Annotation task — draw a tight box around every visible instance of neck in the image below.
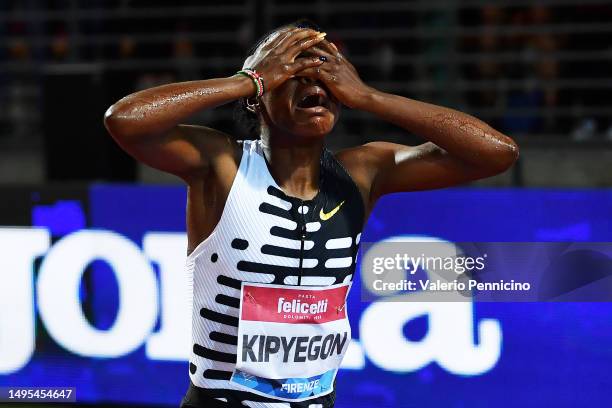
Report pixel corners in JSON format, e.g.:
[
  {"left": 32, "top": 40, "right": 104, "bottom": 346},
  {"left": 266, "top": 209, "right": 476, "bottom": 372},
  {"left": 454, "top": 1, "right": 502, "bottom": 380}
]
[{"left": 260, "top": 126, "right": 324, "bottom": 200}]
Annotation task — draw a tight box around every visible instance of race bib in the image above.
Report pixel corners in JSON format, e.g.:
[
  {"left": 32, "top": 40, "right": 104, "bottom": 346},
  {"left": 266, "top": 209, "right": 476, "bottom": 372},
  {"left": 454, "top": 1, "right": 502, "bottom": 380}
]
[{"left": 230, "top": 282, "right": 352, "bottom": 402}]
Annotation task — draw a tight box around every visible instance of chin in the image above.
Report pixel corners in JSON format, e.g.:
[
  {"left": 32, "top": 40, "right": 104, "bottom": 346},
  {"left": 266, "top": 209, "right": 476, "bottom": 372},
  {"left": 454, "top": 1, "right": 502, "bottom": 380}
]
[
  {"left": 299, "top": 117, "right": 336, "bottom": 139},
  {"left": 295, "top": 110, "right": 338, "bottom": 138}
]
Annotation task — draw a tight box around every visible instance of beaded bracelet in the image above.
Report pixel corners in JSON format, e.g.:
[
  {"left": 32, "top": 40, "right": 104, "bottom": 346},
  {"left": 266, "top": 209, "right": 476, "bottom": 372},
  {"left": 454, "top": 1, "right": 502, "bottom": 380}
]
[{"left": 237, "top": 68, "right": 265, "bottom": 98}]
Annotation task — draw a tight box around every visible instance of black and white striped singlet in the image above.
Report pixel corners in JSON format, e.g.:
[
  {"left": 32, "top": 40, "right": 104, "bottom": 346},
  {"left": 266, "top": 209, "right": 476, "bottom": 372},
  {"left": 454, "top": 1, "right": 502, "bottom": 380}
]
[{"left": 183, "top": 139, "right": 364, "bottom": 407}]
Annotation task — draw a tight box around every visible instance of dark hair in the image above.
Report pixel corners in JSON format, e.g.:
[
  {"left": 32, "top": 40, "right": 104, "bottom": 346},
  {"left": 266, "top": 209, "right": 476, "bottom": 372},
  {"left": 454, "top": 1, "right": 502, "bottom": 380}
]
[{"left": 233, "top": 18, "right": 323, "bottom": 139}]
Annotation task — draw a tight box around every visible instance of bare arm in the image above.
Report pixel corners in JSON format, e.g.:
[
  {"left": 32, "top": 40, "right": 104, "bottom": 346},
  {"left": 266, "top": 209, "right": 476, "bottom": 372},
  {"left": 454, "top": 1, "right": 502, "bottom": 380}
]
[
  {"left": 103, "top": 76, "right": 253, "bottom": 181},
  {"left": 103, "top": 27, "right": 327, "bottom": 182},
  {"left": 358, "top": 92, "right": 519, "bottom": 200},
  {"left": 301, "top": 43, "right": 519, "bottom": 209}
]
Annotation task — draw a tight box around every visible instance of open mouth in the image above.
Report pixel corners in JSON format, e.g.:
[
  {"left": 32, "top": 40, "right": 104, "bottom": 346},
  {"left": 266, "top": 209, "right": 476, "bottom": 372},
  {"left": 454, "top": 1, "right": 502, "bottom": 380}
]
[{"left": 296, "top": 86, "right": 330, "bottom": 111}]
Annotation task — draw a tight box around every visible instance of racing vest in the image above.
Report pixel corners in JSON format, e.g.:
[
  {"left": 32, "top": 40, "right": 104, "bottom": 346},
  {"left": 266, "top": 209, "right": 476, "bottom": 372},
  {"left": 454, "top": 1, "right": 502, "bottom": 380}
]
[{"left": 186, "top": 139, "right": 364, "bottom": 406}]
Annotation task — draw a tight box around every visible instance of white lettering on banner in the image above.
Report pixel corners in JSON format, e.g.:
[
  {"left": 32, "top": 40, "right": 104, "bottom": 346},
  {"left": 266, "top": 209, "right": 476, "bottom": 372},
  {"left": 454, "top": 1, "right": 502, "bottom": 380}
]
[
  {"left": 143, "top": 232, "right": 191, "bottom": 361},
  {"left": 0, "top": 228, "right": 502, "bottom": 376},
  {"left": 360, "top": 302, "right": 501, "bottom": 375},
  {"left": 0, "top": 228, "right": 49, "bottom": 374},
  {"left": 37, "top": 230, "right": 158, "bottom": 357}
]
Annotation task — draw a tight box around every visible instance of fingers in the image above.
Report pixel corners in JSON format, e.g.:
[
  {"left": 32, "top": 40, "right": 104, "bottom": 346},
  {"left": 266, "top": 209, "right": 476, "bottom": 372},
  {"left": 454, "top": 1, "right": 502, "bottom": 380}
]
[
  {"left": 262, "top": 27, "right": 299, "bottom": 51},
  {"left": 318, "top": 39, "right": 339, "bottom": 56},
  {"left": 276, "top": 28, "right": 322, "bottom": 54},
  {"left": 286, "top": 32, "right": 327, "bottom": 61},
  {"left": 295, "top": 62, "right": 341, "bottom": 86},
  {"left": 293, "top": 66, "right": 328, "bottom": 81},
  {"left": 307, "top": 45, "right": 337, "bottom": 62},
  {"left": 291, "top": 56, "right": 326, "bottom": 73}
]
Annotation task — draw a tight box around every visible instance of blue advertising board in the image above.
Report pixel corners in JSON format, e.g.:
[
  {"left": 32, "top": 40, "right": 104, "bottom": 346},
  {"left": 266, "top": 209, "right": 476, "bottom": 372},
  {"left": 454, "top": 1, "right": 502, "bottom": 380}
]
[{"left": 1, "top": 186, "right": 611, "bottom": 407}]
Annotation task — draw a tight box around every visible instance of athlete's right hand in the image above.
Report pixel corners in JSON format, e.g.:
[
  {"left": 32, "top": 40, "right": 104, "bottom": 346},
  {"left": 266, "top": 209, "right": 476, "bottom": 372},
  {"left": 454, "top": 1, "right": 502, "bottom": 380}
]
[{"left": 244, "top": 28, "right": 328, "bottom": 95}]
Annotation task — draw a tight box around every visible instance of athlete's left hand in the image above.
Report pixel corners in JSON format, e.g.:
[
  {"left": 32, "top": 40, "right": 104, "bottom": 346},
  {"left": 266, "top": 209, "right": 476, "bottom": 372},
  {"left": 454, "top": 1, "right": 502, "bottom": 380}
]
[{"left": 294, "top": 41, "right": 374, "bottom": 110}]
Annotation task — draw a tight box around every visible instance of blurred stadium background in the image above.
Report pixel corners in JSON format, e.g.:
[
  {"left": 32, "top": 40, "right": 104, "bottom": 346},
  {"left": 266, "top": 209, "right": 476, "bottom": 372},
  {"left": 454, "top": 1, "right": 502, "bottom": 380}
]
[
  {"left": 1, "top": 1, "right": 612, "bottom": 407},
  {"left": 1, "top": 0, "right": 612, "bottom": 186}
]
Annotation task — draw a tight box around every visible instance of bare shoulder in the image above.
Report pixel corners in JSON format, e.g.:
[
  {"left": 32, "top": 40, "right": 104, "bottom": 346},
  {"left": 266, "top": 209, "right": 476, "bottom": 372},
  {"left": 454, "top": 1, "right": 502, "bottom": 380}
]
[
  {"left": 184, "top": 127, "right": 243, "bottom": 250},
  {"left": 334, "top": 141, "right": 428, "bottom": 211},
  {"left": 178, "top": 124, "right": 241, "bottom": 165},
  {"left": 176, "top": 125, "right": 241, "bottom": 183},
  {"left": 334, "top": 141, "right": 408, "bottom": 180},
  {"left": 333, "top": 142, "right": 390, "bottom": 212}
]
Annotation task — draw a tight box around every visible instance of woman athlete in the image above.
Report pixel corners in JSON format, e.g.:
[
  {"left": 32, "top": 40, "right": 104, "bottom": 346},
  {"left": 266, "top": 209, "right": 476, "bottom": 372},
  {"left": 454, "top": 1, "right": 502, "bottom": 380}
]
[{"left": 104, "top": 20, "right": 518, "bottom": 408}]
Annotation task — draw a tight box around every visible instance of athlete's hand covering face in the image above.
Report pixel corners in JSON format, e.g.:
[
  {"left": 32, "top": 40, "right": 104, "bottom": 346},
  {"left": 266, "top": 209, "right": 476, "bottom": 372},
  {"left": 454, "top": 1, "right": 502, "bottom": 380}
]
[
  {"left": 245, "top": 28, "right": 328, "bottom": 94},
  {"left": 295, "top": 42, "right": 373, "bottom": 110},
  {"left": 243, "top": 27, "right": 344, "bottom": 140}
]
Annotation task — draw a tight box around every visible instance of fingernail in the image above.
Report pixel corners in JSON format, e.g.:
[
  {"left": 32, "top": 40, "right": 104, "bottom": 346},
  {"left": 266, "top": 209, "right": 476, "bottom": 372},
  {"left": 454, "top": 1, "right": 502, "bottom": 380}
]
[{"left": 317, "top": 32, "right": 327, "bottom": 38}]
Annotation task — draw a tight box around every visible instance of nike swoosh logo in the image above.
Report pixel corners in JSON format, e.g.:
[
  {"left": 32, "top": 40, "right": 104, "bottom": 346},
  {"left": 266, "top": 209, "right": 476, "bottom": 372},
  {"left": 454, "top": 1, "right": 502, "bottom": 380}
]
[{"left": 319, "top": 201, "right": 345, "bottom": 221}]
